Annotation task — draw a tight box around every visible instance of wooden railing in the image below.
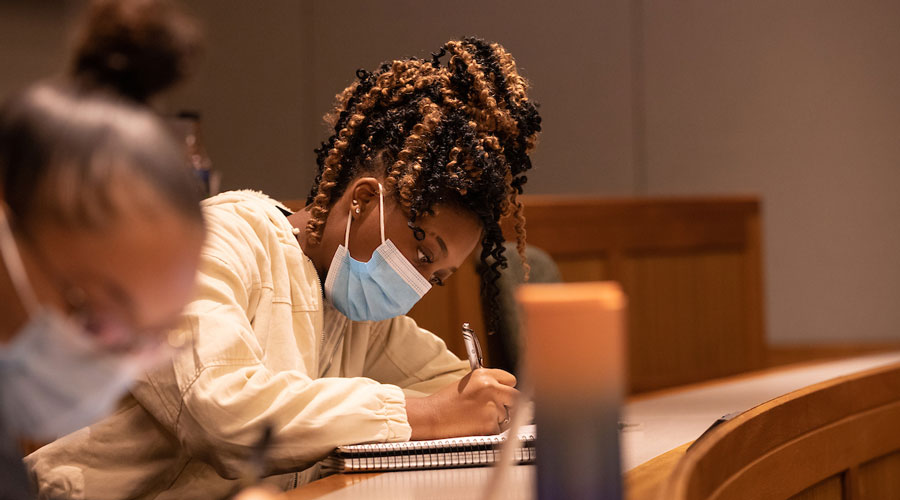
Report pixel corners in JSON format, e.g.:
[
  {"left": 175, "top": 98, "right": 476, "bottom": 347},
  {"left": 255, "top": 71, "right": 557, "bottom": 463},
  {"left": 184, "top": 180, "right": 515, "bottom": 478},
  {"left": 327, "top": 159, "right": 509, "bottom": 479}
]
[
  {"left": 657, "top": 362, "right": 900, "bottom": 499},
  {"left": 493, "top": 195, "right": 765, "bottom": 393}
]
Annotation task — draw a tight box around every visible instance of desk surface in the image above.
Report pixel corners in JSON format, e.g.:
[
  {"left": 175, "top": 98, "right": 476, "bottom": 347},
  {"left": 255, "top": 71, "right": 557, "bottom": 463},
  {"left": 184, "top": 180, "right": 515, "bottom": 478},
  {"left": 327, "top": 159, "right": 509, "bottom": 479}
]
[{"left": 285, "top": 352, "right": 900, "bottom": 500}]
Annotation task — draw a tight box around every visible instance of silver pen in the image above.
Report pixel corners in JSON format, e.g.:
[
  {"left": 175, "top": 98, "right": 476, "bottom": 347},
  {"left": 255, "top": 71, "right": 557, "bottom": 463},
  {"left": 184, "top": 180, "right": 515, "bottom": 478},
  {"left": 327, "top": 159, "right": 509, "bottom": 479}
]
[{"left": 461, "top": 322, "right": 483, "bottom": 371}]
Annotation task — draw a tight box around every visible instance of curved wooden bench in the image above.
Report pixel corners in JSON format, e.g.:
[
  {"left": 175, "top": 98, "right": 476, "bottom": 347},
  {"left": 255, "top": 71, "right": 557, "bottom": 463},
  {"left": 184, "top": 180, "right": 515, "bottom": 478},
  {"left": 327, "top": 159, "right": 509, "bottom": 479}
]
[{"left": 657, "top": 362, "right": 900, "bottom": 499}]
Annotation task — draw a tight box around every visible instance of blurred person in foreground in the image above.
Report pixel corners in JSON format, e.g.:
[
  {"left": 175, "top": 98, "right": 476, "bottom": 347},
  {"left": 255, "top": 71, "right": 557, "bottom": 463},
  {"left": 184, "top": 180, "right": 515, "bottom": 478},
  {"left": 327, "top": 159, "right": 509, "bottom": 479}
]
[{"left": 0, "top": 0, "right": 206, "bottom": 497}]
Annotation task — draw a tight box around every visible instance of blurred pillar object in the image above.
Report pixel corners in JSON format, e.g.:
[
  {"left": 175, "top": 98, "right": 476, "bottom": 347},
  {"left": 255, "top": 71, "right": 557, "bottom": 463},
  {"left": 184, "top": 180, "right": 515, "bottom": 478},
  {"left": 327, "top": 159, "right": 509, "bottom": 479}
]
[{"left": 518, "top": 281, "right": 627, "bottom": 500}]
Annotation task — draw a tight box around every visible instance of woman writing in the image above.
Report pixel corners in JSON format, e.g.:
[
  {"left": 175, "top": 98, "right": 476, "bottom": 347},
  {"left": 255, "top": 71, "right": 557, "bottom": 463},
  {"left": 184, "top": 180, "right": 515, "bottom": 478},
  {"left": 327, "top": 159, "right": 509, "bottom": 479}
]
[{"left": 28, "top": 38, "right": 541, "bottom": 498}]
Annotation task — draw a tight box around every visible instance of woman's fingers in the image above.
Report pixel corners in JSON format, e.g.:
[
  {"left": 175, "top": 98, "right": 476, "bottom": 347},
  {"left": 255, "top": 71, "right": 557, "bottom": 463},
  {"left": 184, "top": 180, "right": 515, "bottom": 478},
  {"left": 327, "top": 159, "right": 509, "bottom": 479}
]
[
  {"left": 416, "top": 369, "right": 524, "bottom": 438},
  {"left": 486, "top": 384, "right": 519, "bottom": 432},
  {"left": 482, "top": 368, "right": 517, "bottom": 387},
  {"left": 494, "top": 383, "right": 519, "bottom": 410}
]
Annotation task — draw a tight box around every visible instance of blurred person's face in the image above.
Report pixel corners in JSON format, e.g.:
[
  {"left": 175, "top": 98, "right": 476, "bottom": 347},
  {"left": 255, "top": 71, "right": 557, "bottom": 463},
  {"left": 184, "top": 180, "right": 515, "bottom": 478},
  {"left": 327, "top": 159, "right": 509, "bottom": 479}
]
[
  {"left": 0, "top": 182, "right": 203, "bottom": 439},
  {"left": 14, "top": 204, "right": 204, "bottom": 355}
]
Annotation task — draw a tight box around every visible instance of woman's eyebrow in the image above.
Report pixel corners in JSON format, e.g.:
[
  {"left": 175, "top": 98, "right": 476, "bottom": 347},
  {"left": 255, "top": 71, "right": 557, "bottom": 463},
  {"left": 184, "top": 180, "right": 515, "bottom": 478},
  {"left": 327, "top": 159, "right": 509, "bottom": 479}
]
[{"left": 433, "top": 234, "right": 448, "bottom": 258}]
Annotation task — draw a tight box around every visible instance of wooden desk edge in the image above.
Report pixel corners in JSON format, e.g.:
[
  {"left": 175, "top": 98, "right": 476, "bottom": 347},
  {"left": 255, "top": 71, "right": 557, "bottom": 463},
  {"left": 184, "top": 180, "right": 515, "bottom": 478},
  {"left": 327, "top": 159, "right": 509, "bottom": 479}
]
[
  {"left": 280, "top": 472, "right": 381, "bottom": 500},
  {"left": 282, "top": 443, "right": 692, "bottom": 500},
  {"left": 624, "top": 442, "right": 692, "bottom": 500},
  {"left": 282, "top": 354, "right": 900, "bottom": 499},
  {"left": 626, "top": 350, "right": 900, "bottom": 403}
]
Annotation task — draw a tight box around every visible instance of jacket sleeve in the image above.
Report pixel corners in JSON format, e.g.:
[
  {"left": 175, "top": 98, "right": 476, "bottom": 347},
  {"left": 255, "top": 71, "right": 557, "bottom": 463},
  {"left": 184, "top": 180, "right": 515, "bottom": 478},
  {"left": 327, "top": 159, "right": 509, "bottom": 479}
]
[
  {"left": 133, "top": 251, "right": 412, "bottom": 480},
  {"left": 362, "top": 315, "right": 471, "bottom": 398}
]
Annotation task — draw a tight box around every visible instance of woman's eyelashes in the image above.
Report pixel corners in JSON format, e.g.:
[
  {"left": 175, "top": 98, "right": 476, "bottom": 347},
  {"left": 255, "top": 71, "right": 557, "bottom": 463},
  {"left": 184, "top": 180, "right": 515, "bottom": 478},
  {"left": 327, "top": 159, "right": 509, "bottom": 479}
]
[
  {"left": 415, "top": 247, "right": 445, "bottom": 286},
  {"left": 416, "top": 247, "right": 434, "bottom": 265}
]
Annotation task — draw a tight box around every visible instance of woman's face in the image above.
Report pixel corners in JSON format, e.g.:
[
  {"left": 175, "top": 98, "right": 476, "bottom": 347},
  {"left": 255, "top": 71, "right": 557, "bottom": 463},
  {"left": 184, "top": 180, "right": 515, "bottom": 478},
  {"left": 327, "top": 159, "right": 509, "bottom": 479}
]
[
  {"left": 13, "top": 200, "right": 204, "bottom": 353},
  {"left": 321, "top": 178, "right": 482, "bottom": 289}
]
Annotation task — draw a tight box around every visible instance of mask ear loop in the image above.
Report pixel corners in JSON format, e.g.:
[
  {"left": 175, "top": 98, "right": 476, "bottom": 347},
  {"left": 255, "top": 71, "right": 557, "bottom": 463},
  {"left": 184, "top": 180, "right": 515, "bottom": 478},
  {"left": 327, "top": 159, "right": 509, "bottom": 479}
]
[
  {"left": 378, "top": 183, "right": 385, "bottom": 244},
  {"left": 0, "top": 205, "right": 40, "bottom": 314},
  {"left": 343, "top": 207, "right": 353, "bottom": 248},
  {"left": 344, "top": 182, "right": 386, "bottom": 249}
]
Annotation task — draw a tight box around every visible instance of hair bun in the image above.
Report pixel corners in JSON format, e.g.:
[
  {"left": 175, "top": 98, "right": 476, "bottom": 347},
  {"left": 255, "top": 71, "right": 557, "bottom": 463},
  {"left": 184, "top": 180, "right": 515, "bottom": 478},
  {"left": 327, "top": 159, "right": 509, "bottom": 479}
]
[{"left": 70, "top": 0, "right": 201, "bottom": 103}]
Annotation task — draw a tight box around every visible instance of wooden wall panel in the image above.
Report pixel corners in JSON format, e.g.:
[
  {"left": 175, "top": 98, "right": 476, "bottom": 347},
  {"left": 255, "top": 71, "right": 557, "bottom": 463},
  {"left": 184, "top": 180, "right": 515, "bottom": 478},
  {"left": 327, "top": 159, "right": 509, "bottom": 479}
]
[
  {"left": 858, "top": 451, "right": 900, "bottom": 499},
  {"left": 787, "top": 475, "right": 843, "bottom": 500},
  {"left": 622, "top": 250, "right": 749, "bottom": 391},
  {"left": 555, "top": 256, "right": 611, "bottom": 283},
  {"left": 503, "top": 196, "right": 765, "bottom": 393}
]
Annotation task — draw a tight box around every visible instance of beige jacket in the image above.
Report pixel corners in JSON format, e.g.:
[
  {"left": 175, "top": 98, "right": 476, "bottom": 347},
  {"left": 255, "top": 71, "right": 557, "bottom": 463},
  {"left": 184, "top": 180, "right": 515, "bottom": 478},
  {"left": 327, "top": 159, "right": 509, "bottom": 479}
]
[{"left": 26, "top": 191, "right": 469, "bottom": 499}]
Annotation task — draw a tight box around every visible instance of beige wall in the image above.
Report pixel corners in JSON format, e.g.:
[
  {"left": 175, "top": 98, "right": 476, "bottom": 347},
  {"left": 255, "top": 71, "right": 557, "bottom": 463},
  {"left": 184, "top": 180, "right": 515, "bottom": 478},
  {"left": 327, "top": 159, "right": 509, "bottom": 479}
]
[
  {"left": 304, "top": 0, "right": 636, "bottom": 197},
  {"left": 164, "top": 0, "right": 315, "bottom": 199},
  {"left": 169, "top": 0, "right": 636, "bottom": 201},
  {"left": 3, "top": 1, "right": 900, "bottom": 345},
  {"left": 0, "top": 2, "right": 72, "bottom": 98},
  {"left": 639, "top": 1, "right": 900, "bottom": 343}
]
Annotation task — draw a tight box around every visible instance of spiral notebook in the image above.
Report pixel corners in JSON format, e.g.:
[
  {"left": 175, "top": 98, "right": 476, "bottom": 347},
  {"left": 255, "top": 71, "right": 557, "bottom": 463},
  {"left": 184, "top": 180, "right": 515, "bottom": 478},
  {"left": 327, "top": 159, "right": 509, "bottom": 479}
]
[{"left": 322, "top": 425, "right": 537, "bottom": 473}]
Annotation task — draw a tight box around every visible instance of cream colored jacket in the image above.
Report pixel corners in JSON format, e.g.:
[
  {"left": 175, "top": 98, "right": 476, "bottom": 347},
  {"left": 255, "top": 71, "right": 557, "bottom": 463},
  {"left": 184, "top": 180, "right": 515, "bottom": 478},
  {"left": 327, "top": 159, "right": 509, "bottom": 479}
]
[{"left": 26, "top": 191, "right": 469, "bottom": 499}]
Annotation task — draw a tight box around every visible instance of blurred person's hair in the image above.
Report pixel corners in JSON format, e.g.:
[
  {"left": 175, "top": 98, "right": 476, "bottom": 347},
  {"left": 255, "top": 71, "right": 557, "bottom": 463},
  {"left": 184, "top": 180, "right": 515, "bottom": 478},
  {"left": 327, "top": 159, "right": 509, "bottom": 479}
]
[
  {"left": 0, "top": 0, "right": 204, "bottom": 232},
  {"left": 304, "top": 38, "right": 542, "bottom": 332}
]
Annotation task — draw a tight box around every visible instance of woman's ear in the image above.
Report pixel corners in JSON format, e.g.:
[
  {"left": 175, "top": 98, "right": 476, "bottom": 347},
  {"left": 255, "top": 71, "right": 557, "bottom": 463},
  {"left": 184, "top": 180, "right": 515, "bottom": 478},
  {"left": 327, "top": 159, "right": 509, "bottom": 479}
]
[{"left": 348, "top": 177, "right": 380, "bottom": 220}]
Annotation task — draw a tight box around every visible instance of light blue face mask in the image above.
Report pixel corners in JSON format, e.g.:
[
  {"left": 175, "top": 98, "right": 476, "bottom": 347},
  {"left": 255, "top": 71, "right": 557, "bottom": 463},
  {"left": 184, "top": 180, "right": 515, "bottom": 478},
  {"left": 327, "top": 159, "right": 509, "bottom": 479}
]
[{"left": 324, "top": 184, "right": 432, "bottom": 322}]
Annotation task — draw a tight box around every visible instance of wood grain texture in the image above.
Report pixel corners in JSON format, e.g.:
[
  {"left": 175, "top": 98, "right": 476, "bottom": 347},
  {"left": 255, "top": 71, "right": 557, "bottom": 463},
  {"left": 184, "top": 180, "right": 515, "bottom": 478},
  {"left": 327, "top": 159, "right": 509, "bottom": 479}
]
[
  {"left": 622, "top": 250, "right": 751, "bottom": 390},
  {"left": 502, "top": 196, "right": 765, "bottom": 392},
  {"left": 625, "top": 442, "right": 692, "bottom": 500},
  {"left": 658, "top": 362, "right": 900, "bottom": 500},
  {"left": 279, "top": 473, "right": 381, "bottom": 500},
  {"left": 787, "top": 475, "right": 844, "bottom": 500},
  {"left": 857, "top": 451, "right": 900, "bottom": 499},
  {"left": 767, "top": 343, "right": 900, "bottom": 368}
]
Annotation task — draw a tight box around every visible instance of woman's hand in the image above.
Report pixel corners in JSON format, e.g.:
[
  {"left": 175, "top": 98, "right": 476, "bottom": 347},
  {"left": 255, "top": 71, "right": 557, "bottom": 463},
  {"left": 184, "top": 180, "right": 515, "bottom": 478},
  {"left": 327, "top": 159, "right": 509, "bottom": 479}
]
[{"left": 406, "top": 368, "right": 518, "bottom": 440}]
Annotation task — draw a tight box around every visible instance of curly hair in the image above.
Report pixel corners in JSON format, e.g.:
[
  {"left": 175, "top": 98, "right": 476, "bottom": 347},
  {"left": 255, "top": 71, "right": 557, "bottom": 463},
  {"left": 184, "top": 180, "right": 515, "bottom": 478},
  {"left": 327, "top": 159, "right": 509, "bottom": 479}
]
[{"left": 305, "top": 37, "right": 541, "bottom": 333}]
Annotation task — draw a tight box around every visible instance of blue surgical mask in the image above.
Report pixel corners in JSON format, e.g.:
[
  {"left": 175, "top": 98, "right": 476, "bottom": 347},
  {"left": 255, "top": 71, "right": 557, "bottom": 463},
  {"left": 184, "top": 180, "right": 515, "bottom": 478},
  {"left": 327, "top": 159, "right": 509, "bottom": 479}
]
[
  {"left": 0, "top": 207, "right": 144, "bottom": 440},
  {"left": 324, "top": 183, "right": 432, "bottom": 322}
]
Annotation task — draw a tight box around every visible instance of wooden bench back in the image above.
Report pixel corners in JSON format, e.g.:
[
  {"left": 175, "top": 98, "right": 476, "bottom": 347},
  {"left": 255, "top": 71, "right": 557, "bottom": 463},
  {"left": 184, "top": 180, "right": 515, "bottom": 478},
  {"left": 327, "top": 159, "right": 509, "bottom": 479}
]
[
  {"left": 500, "top": 196, "right": 765, "bottom": 392},
  {"left": 659, "top": 362, "right": 900, "bottom": 499}
]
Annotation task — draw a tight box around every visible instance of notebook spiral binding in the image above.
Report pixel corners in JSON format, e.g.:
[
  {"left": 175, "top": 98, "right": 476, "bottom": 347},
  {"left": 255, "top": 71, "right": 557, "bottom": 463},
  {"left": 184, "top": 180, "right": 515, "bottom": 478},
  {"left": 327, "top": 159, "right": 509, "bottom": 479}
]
[{"left": 323, "top": 428, "right": 537, "bottom": 473}]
